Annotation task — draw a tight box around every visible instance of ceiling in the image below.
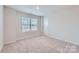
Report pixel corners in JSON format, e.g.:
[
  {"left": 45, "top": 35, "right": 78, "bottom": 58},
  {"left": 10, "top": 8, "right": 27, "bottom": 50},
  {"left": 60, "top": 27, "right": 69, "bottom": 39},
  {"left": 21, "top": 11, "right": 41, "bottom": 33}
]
[{"left": 6, "top": 5, "right": 72, "bottom": 16}]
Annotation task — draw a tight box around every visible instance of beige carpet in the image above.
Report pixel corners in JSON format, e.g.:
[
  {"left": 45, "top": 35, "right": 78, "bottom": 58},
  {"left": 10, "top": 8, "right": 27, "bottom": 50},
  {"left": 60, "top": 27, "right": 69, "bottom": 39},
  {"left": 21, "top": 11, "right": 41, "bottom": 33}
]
[{"left": 2, "top": 36, "right": 79, "bottom": 53}]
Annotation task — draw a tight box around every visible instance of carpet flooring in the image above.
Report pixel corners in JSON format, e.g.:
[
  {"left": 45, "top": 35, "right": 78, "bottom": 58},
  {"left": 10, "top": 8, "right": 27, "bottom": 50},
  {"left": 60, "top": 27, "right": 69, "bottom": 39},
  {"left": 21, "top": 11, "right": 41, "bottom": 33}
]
[{"left": 2, "top": 36, "right": 79, "bottom": 53}]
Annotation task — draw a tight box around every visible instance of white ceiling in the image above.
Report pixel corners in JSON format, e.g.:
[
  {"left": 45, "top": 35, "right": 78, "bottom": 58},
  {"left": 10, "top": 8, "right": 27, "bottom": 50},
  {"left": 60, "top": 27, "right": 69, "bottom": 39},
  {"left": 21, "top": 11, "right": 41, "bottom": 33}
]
[{"left": 6, "top": 5, "right": 72, "bottom": 16}]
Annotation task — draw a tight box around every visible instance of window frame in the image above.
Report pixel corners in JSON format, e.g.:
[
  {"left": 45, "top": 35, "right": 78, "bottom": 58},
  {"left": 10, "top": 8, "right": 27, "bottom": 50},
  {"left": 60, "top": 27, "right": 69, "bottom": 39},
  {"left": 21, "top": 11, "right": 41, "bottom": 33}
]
[{"left": 21, "top": 16, "right": 38, "bottom": 32}]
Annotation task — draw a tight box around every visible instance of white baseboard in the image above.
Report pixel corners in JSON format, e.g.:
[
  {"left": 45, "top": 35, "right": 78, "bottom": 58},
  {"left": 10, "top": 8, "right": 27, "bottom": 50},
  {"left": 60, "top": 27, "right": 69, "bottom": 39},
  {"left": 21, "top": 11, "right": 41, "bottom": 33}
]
[
  {"left": 44, "top": 32, "right": 79, "bottom": 46},
  {"left": 4, "top": 35, "right": 41, "bottom": 45},
  {"left": 0, "top": 44, "right": 3, "bottom": 52},
  {"left": 4, "top": 33, "right": 79, "bottom": 46},
  {"left": 4, "top": 40, "right": 16, "bottom": 45}
]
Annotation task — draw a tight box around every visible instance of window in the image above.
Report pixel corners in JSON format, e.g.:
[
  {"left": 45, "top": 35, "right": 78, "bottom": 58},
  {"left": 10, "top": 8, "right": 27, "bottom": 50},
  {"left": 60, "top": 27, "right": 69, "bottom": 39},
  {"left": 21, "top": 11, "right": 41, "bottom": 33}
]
[
  {"left": 21, "top": 16, "right": 37, "bottom": 32},
  {"left": 31, "top": 19, "right": 37, "bottom": 30}
]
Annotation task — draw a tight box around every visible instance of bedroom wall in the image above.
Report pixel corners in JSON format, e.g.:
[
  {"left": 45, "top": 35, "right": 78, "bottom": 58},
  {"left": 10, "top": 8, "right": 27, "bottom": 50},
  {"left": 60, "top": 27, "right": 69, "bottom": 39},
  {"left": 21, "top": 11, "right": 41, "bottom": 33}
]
[
  {"left": 16, "top": 11, "right": 42, "bottom": 41},
  {"left": 0, "top": 5, "right": 4, "bottom": 51},
  {"left": 46, "top": 6, "right": 79, "bottom": 45},
  {"left": 4, "top": 6, "right": 42, "bottom": 44},
  {"left": 4, "top": 6, "right": 17, "bottom": 44},
  {"left": 44, "top": 16, "right": 48, "bottom": 34}
]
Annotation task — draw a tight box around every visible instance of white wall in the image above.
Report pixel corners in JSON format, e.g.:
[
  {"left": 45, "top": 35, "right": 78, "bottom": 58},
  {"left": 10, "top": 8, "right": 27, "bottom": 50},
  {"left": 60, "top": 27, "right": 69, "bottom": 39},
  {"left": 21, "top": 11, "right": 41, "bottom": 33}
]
[
  {"left": 46, "top": 6, "right": 79, "bottom": 45},
  {"left": 16, "top": 11, "right": 42, "bottom": 41},
  {"left": 0, "top": 5, "right": 3, "bottom": 51},
  {"left": 4, "top": 6, "right": 17, "bottom": 44},
  {"left": 44, "top": 16, "right": 48, "bottom": 34},
  {"left": 4, "top": 6, "right": 42, "bottom": 44}
]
